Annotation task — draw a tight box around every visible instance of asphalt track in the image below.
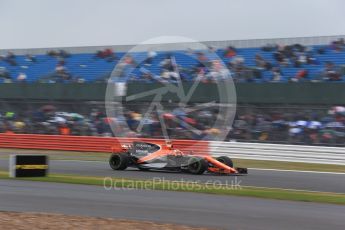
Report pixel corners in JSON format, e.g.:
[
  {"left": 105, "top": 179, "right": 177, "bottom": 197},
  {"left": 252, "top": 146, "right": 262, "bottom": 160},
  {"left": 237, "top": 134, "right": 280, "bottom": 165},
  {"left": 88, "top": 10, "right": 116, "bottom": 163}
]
[
  {"left": 1, "top": 179, "right": 344, "bottom": 230},
  {"left": 1, "top": 159, "right": 344, "bottom": 193}
]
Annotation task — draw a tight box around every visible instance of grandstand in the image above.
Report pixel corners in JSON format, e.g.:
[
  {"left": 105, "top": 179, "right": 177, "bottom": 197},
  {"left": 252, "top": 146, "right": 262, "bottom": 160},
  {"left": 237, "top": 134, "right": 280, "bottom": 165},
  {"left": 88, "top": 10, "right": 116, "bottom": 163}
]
[
  {"left": 1, "top": 35, "right": 345, "bottom": 83},
  {"left": 1, "top": 36, "right": 345, "bottom": 146}
]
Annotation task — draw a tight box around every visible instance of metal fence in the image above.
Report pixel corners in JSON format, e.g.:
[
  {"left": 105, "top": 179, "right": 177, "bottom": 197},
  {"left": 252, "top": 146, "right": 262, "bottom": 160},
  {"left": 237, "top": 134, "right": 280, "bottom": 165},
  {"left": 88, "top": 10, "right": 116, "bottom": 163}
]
[{"left": 210, "top": 141, "right": 345, "bottom": 165}]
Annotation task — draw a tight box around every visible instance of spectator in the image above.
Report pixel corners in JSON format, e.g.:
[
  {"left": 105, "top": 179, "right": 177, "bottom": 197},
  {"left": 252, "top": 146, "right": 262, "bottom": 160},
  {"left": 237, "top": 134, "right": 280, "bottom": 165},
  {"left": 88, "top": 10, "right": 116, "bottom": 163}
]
[
  {"left": 47, "top": 50, "right": 58, "bottom": 57},
  {"left": 196, "top": 52, "right": 209, "bottom": 67},
  {"left": 330, "top": 38, "right": 345, "bottom": 52},
  {"left": 208, "top": 60, "right": 230, "bottom": 81},
  {"left": 261, "top": 43, "right": 277, "bottom": 52},
  {"left": 224, "top": 46, "right": 236, "bottom": 58},
  {"left": 255, "top": 54, "right": 266, "bottom": 69},
  {"left": 144, "top": 51, "right": 157, "bottom": 66},
  {"left": 0, "top": 67, "right": 11, "bottom": 79},
  {"left": 160, "top": 54, "right": 175, "bottom": 72},
  {"left": 5, "top": 52, "right": 17, "bottom": 66},
  {"left": 273, "top": 50, "right": 285, "bottom": 64},
  {"left": 25, "top": 54, "right": 37, "bottom": 63},
  {"left": 95, "top": 48, "right": 116, "bottom": 62},
  {"left": 53, "top": 64, "right": 72, "bottom": 82},
  {"left": 58, "top": 49, "right": 70, "bottom": 58},
  {"left": 59, "top": 124, "right": 71, "bottom": 135},
  {"left": 291, "top": 69, "right": 308, "bottom": 82},
  {"left": 298, "top": 53, "right": 307, "bottom": 64},
  {"left": 306, "top": 53, "right": 318, "bottom": 65},
  {"left": 160, "top": 70, "right": 179, "bottom": 82},
  {"left": 317, "top": 47, "right": 326, "bottom": 55},
  {"left": 2, "top": 73, "right": 12, "bottom": 83},
  {"left": 17, "top": 73, "right": 27, "bottom": 82},
  {"left": 271, "top": 67, "right": 282, "bottom": 82},
  {"left": 323, "top": 62, "right": 341, "bottom": 81},
  {"left": 6, "top": 51, "right": 15, "bottom": 59},
  {"left": 195, "top": 68, "right": 208, "bottom": 83}
]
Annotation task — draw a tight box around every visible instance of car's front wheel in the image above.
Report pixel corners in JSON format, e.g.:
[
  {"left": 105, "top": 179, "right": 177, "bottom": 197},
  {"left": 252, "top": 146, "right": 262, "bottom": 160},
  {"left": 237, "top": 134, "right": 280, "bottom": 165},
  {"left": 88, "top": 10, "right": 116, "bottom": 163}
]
[
  {"left": 216, "top": 156, "right": 233, "bottom": 168},
  {"left": 109, "top": 153, "right": 129, "bottom": 170},
  {"left": 187, "top": 157, "right": 208, "bottom": 175}
]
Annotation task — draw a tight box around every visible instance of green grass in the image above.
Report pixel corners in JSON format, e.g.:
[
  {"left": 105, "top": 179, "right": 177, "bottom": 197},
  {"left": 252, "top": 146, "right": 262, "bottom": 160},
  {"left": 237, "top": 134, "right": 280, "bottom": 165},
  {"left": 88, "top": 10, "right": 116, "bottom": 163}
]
[{"left": 1, "top": 171, "right": 344, "bottom": 205}]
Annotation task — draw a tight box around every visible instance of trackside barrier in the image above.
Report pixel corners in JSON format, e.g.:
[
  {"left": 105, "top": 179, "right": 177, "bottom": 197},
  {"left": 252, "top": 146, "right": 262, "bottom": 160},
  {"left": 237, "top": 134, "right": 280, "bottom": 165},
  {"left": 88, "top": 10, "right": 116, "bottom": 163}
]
[
  {"left": 0, "top": 134, "right": 344, "bottom": 165},
  {"left": 210, "top": 141, "right": 345, "bottom": 165},
  {"left": 0, "top": 134, "right": 209, "bottom": 155}
]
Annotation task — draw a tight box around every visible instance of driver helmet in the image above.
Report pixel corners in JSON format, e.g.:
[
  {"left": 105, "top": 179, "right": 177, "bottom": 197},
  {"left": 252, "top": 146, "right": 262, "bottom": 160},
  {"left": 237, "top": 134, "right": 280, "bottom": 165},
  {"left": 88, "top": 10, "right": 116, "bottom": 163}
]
[{"left": 166, "top": 140, "right": 173, "bottom": 149}]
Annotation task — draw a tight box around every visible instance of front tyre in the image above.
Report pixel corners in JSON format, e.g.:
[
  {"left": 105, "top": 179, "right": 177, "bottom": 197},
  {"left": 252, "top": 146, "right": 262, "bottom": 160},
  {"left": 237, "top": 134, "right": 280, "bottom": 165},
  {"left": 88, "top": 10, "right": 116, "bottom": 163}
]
[
  {"left": 187, "top": 157, "right": 208, "bottom": 175},
  {"left": 109, "top": 153, "right": 129, "bottom": 170},
  {"left": 216, "top": 156, "right": 233, "bottom": 168}
]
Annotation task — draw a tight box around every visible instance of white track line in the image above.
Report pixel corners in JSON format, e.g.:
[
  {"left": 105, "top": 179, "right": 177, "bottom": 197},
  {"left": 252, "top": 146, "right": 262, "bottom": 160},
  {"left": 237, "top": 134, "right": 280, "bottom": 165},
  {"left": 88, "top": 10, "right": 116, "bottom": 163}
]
[{"left": 250, "top": 168, "right": 345, "bottom": 175}]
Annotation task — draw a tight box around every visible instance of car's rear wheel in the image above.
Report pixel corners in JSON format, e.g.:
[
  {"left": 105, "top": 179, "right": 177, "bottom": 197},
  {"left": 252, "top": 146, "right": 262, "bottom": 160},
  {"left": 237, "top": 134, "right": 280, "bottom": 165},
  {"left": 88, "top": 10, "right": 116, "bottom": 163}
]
[
  {"left": 187, "top": 157, "right": 208, "bottom": 174},
  {"left": 216, "top": 156, "right": 233, "bottom": 168},
  {"left": 109, "top": 153, "right": 129, "bottom": 170}
]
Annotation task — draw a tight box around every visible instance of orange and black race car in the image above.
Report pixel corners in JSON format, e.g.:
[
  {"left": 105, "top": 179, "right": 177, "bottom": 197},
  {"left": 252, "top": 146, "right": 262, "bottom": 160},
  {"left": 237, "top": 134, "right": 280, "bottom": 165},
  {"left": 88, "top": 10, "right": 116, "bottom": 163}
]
[{"left": 109, "top": 141, "right": 247, "bottom": 175}]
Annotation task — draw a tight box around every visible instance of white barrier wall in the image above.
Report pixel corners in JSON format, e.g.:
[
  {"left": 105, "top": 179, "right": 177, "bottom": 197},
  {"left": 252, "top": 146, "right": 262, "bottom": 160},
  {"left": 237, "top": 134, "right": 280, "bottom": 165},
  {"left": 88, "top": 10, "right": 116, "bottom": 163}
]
[{"left": 210, "top": 141, "right": 345, "bottom": 165}]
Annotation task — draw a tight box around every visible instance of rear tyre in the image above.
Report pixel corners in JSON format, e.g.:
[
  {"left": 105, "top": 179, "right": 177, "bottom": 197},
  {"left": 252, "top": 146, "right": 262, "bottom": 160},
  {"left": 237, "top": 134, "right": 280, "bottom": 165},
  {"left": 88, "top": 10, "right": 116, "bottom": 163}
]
[
  {"left": 109, "top": 153, "right": 129, "bottom": 170},
  {"left": 216, "top": 156, "right": 233, "bottom": 167},
  {"left": 187, "top": 157, "right": 208, "bottom": 174}
]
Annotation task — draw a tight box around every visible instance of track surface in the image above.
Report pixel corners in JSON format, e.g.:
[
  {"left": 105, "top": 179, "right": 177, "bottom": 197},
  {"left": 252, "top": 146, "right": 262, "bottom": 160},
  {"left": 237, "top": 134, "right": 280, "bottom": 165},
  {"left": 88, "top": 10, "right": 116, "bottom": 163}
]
[
  {"left": 1, "top": 159, "right": 344, "bottom": 193},
  {"left": 1, "top": 180, "right": 344, "bottom": 230}
]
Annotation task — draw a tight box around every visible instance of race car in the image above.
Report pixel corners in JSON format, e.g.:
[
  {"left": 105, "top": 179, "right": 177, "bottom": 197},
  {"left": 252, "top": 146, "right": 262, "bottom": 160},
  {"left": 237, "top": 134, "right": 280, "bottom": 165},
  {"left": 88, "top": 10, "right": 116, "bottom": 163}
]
[{"left": 109, "top": 141, "right": 247, "bottom": 175}]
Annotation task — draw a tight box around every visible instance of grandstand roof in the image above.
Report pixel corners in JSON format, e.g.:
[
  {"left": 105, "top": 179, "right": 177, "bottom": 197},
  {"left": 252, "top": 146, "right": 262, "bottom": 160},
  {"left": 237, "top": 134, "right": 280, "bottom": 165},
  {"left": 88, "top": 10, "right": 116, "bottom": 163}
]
[{"left": 1, "top": 35, "right": 344, "bottom": 55}]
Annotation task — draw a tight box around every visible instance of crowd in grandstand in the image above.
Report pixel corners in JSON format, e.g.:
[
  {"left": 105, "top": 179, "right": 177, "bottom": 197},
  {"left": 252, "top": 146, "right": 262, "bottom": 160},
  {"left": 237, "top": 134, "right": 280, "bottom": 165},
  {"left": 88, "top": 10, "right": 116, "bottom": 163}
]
[
  {"left": 1, "top": 105, "right": 344, "bottom": 146},
  {"left": 1, "top": 38, "right": 345, "bottom": 146},
  {"left": 1, "top": 38, "right": 345, "bottom": 83},
  {"left": 231, "top": 106, "right": 345, "bottom": 145}
]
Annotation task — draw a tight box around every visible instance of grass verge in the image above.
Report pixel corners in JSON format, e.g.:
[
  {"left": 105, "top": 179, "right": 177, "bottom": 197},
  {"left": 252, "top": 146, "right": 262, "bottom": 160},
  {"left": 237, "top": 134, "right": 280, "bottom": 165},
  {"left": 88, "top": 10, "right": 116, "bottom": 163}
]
[{"left": 0, "top": 171, "right": 344, "bottom": 205}]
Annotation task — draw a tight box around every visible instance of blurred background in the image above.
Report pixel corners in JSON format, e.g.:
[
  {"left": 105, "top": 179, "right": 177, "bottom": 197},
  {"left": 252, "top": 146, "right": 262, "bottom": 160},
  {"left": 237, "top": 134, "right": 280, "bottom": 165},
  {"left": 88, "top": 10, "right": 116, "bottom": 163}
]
[{"left": 1, "top": 0, "right": 345, "bottom": 146}]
